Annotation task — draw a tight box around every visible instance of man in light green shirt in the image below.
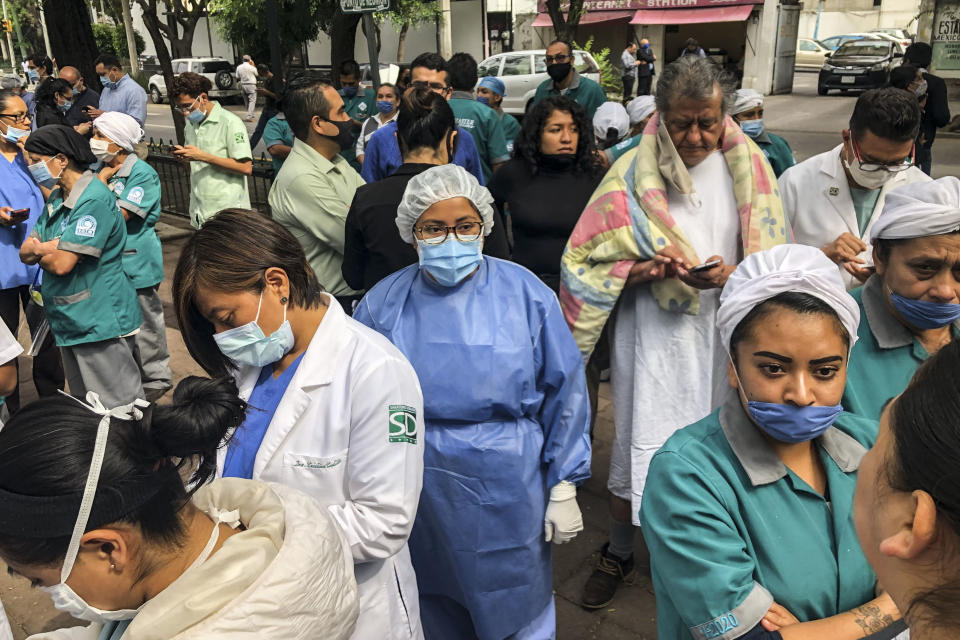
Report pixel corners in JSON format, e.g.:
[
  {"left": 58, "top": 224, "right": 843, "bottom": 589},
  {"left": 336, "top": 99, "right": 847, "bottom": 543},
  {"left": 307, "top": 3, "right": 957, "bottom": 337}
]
[
  {"left": 268, "top": 76, "right": 365, "bottom": 311},
  {"left": 171, "top": 72, "right": 252, "bottom": 229}
]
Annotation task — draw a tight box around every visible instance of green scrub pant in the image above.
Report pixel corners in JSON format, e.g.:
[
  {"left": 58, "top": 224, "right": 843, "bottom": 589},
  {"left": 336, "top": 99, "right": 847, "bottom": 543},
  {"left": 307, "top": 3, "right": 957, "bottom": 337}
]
[
  {"left": 62, "top": 335, "right": 144, "bottom": 408},
  {"left": 136, "top": 286, "right": 173, "bottom": 401}
]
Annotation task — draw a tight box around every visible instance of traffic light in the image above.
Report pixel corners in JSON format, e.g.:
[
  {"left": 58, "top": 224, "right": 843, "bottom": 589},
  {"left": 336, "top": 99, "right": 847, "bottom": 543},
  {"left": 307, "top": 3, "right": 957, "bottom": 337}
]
[{"left": 0, "top": 20, "right": 11, "bottom": 33}]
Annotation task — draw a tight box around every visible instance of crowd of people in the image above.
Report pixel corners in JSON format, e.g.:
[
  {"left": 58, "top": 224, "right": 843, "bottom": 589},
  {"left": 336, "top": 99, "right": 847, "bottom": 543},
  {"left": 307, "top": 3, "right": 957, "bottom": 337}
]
[{"left": 0, "top": 36, "right": 957, "bottom": 640}]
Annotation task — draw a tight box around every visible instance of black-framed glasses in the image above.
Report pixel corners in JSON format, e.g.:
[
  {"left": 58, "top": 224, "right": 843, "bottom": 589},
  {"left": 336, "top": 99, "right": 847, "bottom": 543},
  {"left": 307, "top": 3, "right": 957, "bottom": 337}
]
[
  {"left": 544, "top": 54, "right": 571, "bottom": 64},
  {"left": 0, "top": 112, "right": 29, "bottom": 124},
  {"left": 410, "top": 80, "right": 449, "bottom": 92},
  {"left": 851, "top": 137, "right": 915, "bottom": 173},
  {"left": 414, "top": 221, "right": 484, "bottom": 245}
]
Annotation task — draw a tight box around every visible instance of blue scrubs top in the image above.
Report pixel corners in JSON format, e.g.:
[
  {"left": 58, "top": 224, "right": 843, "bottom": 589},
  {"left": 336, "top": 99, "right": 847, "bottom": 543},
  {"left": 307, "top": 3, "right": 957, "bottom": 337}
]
[
  {"left": 359, "top": 121, "right": 486, "bottom": 185},
  {"left": 223, "top": 353, "right": 305, "bottom": 479},
  {"left": 0, "top": 150, "right": 44, "bottom": 289}
]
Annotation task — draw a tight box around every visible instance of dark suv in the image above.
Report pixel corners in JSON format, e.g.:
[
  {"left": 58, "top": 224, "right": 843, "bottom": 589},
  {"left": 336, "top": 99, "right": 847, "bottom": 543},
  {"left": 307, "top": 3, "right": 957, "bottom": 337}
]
[{"left": 818, "top": 39, "right": 902, "bottom": 95}]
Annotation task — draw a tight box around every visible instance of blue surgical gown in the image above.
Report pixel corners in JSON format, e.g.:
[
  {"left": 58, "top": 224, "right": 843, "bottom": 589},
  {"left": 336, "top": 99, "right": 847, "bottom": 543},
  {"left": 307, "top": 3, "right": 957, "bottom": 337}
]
[
  {"left": 354, "top": 257, "right": 591, "bottom": 640},
  {"left": 0, "top": 151, "right": 44, "bottom": 290}
]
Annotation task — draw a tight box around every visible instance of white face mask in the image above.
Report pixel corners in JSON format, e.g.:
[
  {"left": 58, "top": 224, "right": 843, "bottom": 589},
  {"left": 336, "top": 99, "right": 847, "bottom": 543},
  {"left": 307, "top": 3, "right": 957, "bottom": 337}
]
[
  {"left": 842, "top": 140, "right": 895, "bottom": 190},
  {"left": 89, "top": 138, "right": 117, "bottom": 163}
]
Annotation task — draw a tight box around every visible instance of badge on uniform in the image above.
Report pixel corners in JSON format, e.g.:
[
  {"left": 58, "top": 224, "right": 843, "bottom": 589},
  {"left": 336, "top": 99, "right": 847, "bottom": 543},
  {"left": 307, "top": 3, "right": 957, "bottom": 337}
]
[
  {"left": 388, "top": 404, "right": 418, "bottom": 444},
  {"left": 113, "top": 182, "right": 124, "bottom": 195},
  {"left": 127, "top": 186, "right": 145, "bottom": 205},
  {"left": 829, "top": 186, "right": 840, "bottom": 196},
  {"left": 75, "top": 215, "right": 97, "bottom": 238}
]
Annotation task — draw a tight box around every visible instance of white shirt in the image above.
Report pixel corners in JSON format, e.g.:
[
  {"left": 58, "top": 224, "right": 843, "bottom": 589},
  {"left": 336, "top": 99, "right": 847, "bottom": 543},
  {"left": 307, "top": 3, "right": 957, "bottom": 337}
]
[
  {"left": 236, "top": 62, "right": 258, "bottom": 85},
  {"left": 356, "top": 111, "right": 399, "bottom": 158},
  {"left": 609, "top": 151, "right": 740, "bottom": 523}
]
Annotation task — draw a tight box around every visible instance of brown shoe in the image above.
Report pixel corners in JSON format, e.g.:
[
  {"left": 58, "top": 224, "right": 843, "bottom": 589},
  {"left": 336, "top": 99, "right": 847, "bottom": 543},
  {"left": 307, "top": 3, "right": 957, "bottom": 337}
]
[{"left": 581, "top": 543, "right": 637, "bottom": 609}]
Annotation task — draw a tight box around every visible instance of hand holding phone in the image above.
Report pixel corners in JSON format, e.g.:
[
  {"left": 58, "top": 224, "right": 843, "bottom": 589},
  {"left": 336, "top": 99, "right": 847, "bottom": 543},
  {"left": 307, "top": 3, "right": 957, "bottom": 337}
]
[
  {"left": 0, "top": 207, "right": 29, "bottom": 226},
  {"left": 690, "top": 259, "right": 722, "bottom": 273}
]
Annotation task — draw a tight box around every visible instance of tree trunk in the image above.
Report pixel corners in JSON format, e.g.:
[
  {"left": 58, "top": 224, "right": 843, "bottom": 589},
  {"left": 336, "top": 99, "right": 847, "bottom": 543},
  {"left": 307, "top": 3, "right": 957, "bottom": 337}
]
[
  {"left": 137, "top": 0, "right": 186, "bottom": 143},
  {"left": 544, "top": 0, "right": 585, "bottom": 42},
  {"left": 397, "top": 21, "right": 409, "bottom": 63},
  {"left": 42, "top": 0, "right": 99, "bottom": 88},
  {"left": 434, "top": 14, "right": 440, "bottom": 54},
  {"left": 331, "top": 9, "right": 361, "bottom": 89}
]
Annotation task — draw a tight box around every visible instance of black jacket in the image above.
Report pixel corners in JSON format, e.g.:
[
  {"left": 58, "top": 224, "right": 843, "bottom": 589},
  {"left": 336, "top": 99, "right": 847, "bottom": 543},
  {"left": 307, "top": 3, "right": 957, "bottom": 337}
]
[
  {"left": 921, "top": 72, "right": 950, "bottom": 149},
  {"left": 342, "top": 163, "right": 511, "bottom": 292},
  {"left": 637, "top": 48, "right": 656, "bottom": 77},
  {"left": 34, "top": 103, "right": 67, "bottom": 128},
  {"left": 65, "top": 87, "right": 100, "bottom": 127}
]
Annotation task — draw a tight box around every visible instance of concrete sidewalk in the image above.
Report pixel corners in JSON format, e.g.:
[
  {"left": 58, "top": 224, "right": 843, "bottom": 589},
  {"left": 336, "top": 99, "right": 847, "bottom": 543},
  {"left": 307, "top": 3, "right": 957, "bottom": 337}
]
[{"left": 2, "top": 213, "right": 658, "bottom": 639}]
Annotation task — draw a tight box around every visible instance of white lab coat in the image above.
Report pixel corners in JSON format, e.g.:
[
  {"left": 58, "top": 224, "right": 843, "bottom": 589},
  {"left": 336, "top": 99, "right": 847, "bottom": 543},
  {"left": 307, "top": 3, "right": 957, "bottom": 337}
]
[
  {"left": 778, "top": 144, "right": 930, "bottom": 289},
  {"left": 218, "top": 295, "right": 426, "bottom": 640}
]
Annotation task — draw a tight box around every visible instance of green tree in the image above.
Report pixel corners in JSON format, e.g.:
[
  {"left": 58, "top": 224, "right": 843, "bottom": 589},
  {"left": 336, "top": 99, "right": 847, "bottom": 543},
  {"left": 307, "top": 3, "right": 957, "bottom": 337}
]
[
  {"left": 208, "top": 0, "right": 334, "bottom": 66},
  {"left": 112, "top": 22, "right": 145, "bottom": 58},
  {"left": 543, "top": 0, "right": 586, "bottom": 42},
  {"left": 8, "top": 0, "right": 45, "bottom": 57},
  {"left": 375, "top": 0, "right": 440, "bottom": 63},
  {"left": 575, "top": 36, "right": 618, "bottom": 97}
]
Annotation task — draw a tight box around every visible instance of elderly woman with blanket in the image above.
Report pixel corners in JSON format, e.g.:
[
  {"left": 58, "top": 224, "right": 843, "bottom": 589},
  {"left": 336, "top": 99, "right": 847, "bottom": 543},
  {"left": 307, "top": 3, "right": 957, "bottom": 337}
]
[{"left": 565, "top": 56, "right": 790, "bottom": 610}]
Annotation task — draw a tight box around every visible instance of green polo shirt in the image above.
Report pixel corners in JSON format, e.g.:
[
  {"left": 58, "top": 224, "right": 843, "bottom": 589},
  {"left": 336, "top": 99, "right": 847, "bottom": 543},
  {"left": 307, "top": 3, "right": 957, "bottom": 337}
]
[
  {"left": 263, "top": 114, "right": 294, "bottom": 173},
  {"left": 500, "top": 111, "right": 521, "bottom": 154},
  {"left": 31, "top": 174, "right": 142, "bottom": 347},
  {"left": 450, "top": 92, "right": 510, "bottom": 182},
  {"left": 640, "top": 392, "right": 878, "bottom": 640},
  {"left": 531, "top": 69, "right": 607, "bottom": 120},
  {"left": 340, "top": 87, "right": 375, "bottom": 172},
  {"left": 184, "top": 101, "right": 252, "bottom": 228},
  {"left": 604, "top": 132, "right": 642, "bottom": 166},
  {"left": 844, "top": 274, "right": 959, "bottom": 421},
  {"left": 754, "top": 131, "right": 795, "bottom": 178},
  {"left": 107, "top": 154, "right": 164, "bottom": 289},
  {"left": 268, "top": 138, "right": 364, "bottom": 297}
]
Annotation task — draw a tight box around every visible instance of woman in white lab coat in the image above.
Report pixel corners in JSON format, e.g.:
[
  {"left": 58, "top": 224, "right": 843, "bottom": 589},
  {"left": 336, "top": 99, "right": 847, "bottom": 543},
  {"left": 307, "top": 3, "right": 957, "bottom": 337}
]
[{"left": 173, "top": 208, "right": 426, "bottom": 640}]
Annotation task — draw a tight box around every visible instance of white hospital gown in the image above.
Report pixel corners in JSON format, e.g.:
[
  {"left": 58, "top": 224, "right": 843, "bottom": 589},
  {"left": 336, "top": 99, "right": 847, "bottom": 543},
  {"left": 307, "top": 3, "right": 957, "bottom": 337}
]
[{"left": 608, "top": 150, "right": 741, "bottom": 524}]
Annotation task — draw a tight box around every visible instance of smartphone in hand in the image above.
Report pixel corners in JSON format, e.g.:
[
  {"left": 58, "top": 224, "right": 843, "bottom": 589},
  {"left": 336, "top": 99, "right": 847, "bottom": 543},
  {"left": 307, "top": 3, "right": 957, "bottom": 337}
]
[
  {"left": 689, "top": 259, "right": 722, "bottom": 274},
  {"left": 8, "top": 208, "right": 29, "bottom": 222}
]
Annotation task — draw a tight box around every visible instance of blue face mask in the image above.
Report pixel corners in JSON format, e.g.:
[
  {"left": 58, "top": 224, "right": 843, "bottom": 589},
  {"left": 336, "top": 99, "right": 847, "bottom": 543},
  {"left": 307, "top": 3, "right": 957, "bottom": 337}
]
[
  {"left": 99, "top": 74, "right": 111, "bottom": 87},
  {"left": 342, "top": 86, "right": 358, "bottom": 98},
  {"left": 213, "top": 292, "right": 294, "bottom": 367},
  {"left": 186, "top": 100, "right": 206, "bottom": 125},
  {"left": 1, "top": 122, "right": 29, "bottom": 144},
  {"left": 890, "top": 292, "right": 960, "bottom": 330},
  {"left": 28, "top": 158, "right": 61, "bottom": 189},
  {"left": 58, "top": 101, "right": 72, "bottom": 113},
  {"left": 376, "top": 100, "right": 394, "bottom": 114},
  {"left": 417, "top": 236, "right": 483, "bottom": 287},
  {"left": 72, "top": 87, "right": 80, "bottom": 97},
  {"left": 740, "top": 118, "right": 764, "bottom": 139},
  {"left": 476, "top": 96, "right": 491, "bottom": 106},
  {"left": 27, "top": 69, "right": 39, "bottom": 82},
  {"left": 747, "top": 401, "right": 842, "bottom": 444}
]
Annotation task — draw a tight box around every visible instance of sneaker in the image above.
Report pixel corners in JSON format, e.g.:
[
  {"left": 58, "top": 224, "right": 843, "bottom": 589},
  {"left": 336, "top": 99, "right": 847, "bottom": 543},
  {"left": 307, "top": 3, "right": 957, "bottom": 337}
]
[{"left": 581, "top": 543, "right": 636, "bottom": 609}]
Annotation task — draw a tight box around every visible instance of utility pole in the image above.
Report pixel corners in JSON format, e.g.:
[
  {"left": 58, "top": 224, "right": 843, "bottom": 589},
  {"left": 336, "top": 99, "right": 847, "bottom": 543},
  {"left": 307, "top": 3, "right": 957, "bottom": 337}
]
[
  {"left": 120, "top": 0, "right": 138, "bottom": 72},
  {"left": 38, "top": 1, "right": 53, "bottom": 59},
  {"left": 439, "top": 0, "right": 452, "bottom": 58},
  {"left": 1, "top": 0, "right": 16, "bottom": 73}
]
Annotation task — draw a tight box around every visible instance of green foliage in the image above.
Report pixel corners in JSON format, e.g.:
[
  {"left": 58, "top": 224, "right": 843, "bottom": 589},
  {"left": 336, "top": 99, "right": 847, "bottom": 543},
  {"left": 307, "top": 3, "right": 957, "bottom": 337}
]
[
  {"left": 375, "top": 0, "right": 441, "bottom": 33},
  {"left": 8, "top": 0, "right": 45, "bottom": 55},
  {"left": 208, "top": 0, "right": 335, "bottom": 63},
  {"left": 91, "top": 22, "right": 145, "bottom": 59},
  {"left": 92, "top": 23, "right": 116, "bottom": 54},
  {"left": 575, "top": 36, "right": 619, "bottom": 97}
]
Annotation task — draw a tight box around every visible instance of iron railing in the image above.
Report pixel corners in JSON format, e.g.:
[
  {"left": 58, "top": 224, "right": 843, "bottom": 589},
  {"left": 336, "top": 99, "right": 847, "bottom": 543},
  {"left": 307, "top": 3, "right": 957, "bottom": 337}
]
[{"left": 144, "top": 138, "right": 275, "bottom": 219}]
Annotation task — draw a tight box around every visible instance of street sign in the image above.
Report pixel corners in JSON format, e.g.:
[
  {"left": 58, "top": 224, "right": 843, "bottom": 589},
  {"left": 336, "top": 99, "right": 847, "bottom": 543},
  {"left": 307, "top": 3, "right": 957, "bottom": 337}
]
[
  {"left": 0, "top": 20, "right": 10, "bottom": 33},
  {"left": 340, "top": 0, "right": 389, "bottom": 13}
]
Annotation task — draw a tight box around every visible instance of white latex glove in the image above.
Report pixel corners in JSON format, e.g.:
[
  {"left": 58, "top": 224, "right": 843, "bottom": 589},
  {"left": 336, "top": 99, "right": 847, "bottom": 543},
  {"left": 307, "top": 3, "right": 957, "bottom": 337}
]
[{"left": 544, "top": 480, "right": 583, "bottom": 544}]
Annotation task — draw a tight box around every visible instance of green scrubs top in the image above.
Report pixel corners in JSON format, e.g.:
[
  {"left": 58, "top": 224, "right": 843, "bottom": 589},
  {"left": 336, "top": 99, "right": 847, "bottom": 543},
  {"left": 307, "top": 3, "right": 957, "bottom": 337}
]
[
  {"left": 450, "top": 92, "right": 510, "bottom": 183},
  {"left": 184, "top": 101, "right": 252, "bottom": 228},
  {"left": 850, "top": 187, "right": 881, "bottom": 236},
  {"left": 640, "top": 392, "right": 878, "bottom": 640},
  {"left": 340, "top": 87, "right": 375, "bottom": 172},
  {"left": 755, "top": 131, "right": 795, "bottom": 178},
  {"left": 107, "top": 154, "right": 164, "bottom": 289},
  {"left": 844, "top": 274, "right": 959, "bottom": 421},
  {"left": 263, "top": 114, "right": 294, "bottom": 173},
  {"left": 532, "top": 70, "right": 606, "bottom": 120},
  {"left": 31, "top": 174, "right": 142, "bottom": 347},
  {"left": 604, "top": 133, "right": 642, "bottom": 166},
  {"left": 500, "top": 111, "right": 521, "bottom": 154}
]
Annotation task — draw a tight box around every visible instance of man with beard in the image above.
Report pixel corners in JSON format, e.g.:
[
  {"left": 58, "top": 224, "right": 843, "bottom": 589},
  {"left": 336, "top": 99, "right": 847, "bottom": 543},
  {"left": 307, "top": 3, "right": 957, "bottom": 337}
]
[{"left": 532, "top": 40, "right": 606, "bottom": 120}]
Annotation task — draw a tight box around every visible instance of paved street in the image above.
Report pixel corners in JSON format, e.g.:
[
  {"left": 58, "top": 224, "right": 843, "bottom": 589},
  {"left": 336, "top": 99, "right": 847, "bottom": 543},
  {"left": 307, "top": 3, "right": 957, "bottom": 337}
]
[{"left": 2, "top": 71, "right": 957, "bottom": 638}]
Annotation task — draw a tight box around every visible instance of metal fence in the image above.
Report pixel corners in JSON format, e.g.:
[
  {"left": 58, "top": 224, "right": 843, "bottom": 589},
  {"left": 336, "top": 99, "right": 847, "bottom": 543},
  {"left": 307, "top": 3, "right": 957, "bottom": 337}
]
[{"left": 144, "top": 138, "right": 276, "bottom": 219}]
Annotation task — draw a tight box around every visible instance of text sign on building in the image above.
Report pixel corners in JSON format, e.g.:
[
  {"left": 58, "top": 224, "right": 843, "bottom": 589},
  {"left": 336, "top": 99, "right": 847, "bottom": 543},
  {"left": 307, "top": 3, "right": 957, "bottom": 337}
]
[
  {"left": 933, "top": 1, "right": 960, "bottom": 71},
  {"left": 340, "top": 0, "right": 390, "bottom": 13},
  {"left": 538, "top": 0, "right": 762, "bottom": 12}
]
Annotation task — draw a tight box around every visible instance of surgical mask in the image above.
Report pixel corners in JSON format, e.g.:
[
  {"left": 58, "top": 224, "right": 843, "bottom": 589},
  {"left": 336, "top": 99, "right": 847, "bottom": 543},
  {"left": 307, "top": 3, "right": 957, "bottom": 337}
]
[
  {"left": 213, "top": 291, "right": 295, "bottom": 367},
  {"left": 547, "top": 62, "right": 572, "bottom": 83},
  {"left": 27, "top": 69, "right": 39, "bottom": 82},
  {"left": 642, "top": 43, "right": 650, "bottom": 49},
  {"left": 740, "top": 119, "right": 764, "bottom": 139},
  {"left": 186, "top": 104, "right": 206, "bottom": 125},
  {"left": 890, "top": 292, "right": 960, "bottom": 330},
  {"left": 28, "top": 158, "right": 61, "bottom": 189},
  {"left": 417, "top": 236, "right": 483, "bottom": 287},
  {"left": 99, "top": 74, "right": 112, "bottom": 87},
  {"left": 72, "top": 87, "right": 81, "bottom": 97},
  {"left": 58, "top": 100, "right": 72, "bottom": 113},
  {"left": 914, "top": 80, "right": 927, "bottom": 97},
  {"left": 39, "top": 394, "right": 151, "bottom": 624},
  {"left": 89, "top": 139, "right": 117, "bottom": 162},
  {"left": 747, "top": 401, "right": 842, "bottom": 444},
  {"left": 843, "top": 143, "right": 894, "bottom": 190},
  {"left": 320, "top": 118, "right": 355, "bottom": 152},
  {"left": 1, "top": 122, "right": 29, "bottom": 144},
  {"left": 376, "top": 100, "right": 395, "bottom": 114},
  {"left": 342, "top": 86, "right": 358, "bottom": 98},
  {"left": 476, "top": 96, "right": 491, "bottom": 106}
]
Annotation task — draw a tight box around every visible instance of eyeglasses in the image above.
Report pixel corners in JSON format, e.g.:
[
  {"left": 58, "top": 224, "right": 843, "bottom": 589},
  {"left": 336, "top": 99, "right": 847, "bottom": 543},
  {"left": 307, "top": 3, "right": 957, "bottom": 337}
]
[
  {"left": 851, "top": 137, "right": 915, "bottom": 173},
  {"left": 410, "top": 80, "right": 449, "bottom": 92},
  {"left": 0, "top": 112, "right": 29, "bottom": 124},
  {"left": 414, "top": 221, "right": 484, "bottom": 245},
  {"left": 544, "top": 54, "right": 571, "bottom": 64},
  {"left": 176, "top": 97, "right": 201, "bottom": 114}
]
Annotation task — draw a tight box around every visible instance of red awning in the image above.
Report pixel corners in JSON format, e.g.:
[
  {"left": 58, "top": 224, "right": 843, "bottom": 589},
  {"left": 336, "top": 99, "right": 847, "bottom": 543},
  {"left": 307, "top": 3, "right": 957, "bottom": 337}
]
[
  {"left": 532, "top": 10, "right": 635, "bottom": 26},
  {"left": 629, "top": 3, "right": 754, "bottom": 24}
]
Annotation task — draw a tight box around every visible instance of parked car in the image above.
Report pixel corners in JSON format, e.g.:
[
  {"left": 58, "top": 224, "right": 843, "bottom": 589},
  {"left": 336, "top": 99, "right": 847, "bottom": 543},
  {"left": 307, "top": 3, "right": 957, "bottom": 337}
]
[
  {"left": 820, "top": 34, "right": 866, "bottom": 50},
  {"left": 477, "top": 49, "right": 601, "bottom": 115},
  {"left": 818, "top": 39, "right": 903, "bottom": 95},
  {"left": 869, "top": 27, "right": 913, "bottom": 48},
  {"left": 137, "top": 54, "right": 161, "bottom": 75},
  {"left": 796, "top": 38, "right": 831, "bottom": 71},
  {"left": 147, "top": 57, "right": 242, "bottom": 104}
]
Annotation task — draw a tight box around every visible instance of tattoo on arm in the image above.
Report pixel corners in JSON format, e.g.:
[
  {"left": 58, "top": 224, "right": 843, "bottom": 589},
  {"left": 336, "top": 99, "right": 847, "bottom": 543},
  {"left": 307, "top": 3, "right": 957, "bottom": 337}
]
[{"left": 852, "top": 603, "right": 894, "bottom": 635}]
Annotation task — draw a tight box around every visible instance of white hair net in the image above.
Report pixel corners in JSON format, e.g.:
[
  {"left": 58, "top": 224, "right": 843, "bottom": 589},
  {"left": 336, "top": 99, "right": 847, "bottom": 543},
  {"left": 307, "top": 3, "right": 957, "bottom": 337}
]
[
  {"left": 732, "top": 88, "right": 764, "bottom": 115},
  {"left": 396, "top": 164, "right": 496, "bottom": 244},
  {"left": 871, "top": 176, "right": 960, "bottom": 241},
  {"left": 717, "top": 244, "right": 860, "bottom": 352},
  {"left": 593, "top": 102, "right": 630, "bottom": 142},
  {"left": 92, "top": 112, "right": 143, "bottom": 152},
  {"left": 626, "top": 96, "right": 656, "bottom": 126}
]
